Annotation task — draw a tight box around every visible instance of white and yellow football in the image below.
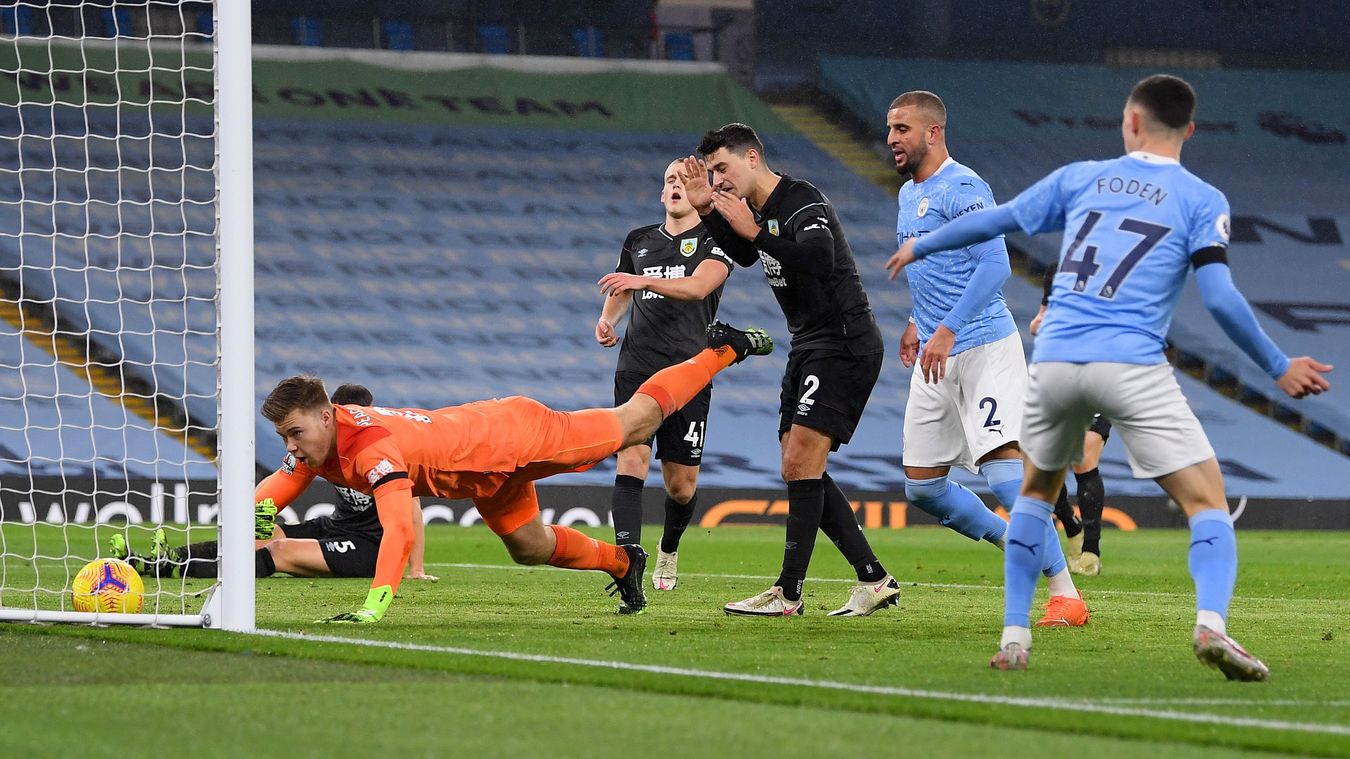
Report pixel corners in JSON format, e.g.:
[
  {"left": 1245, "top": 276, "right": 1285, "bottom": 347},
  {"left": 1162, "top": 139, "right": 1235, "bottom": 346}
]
[{"left": 71, "top": 558, "right": 145, "bottom": 614}]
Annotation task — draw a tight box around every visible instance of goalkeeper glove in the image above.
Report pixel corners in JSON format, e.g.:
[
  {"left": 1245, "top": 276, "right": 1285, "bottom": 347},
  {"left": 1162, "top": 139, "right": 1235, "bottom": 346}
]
[
  {"left": 255, "top": 498, "right": 278, "bottom": 540},
  {"left": 321, "top": 585, "right": 393, "bottom": 624}
]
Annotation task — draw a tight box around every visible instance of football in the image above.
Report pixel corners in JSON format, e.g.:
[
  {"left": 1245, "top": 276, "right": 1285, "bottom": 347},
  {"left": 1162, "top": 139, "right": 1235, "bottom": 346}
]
[{"left": 71, "top": 558, "right": 145, "bottom": 614}]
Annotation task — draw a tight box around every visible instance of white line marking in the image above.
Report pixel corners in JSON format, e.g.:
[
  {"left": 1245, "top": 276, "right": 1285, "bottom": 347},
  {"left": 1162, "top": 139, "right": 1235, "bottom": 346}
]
[
  {"left": 424, "top": 562, "right": 1334, "bottom": 603},
  {"left": 1092, "top": 698, "right": 1350, "bottom": 707},
  {"left": 251, "top": 628, "right": 1350, "bottom": 737}
]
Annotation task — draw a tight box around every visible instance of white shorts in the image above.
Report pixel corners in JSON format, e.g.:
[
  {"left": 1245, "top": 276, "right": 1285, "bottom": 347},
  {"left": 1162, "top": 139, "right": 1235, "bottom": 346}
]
[
  {"left": 1022, "top": 362, "right": 1215, "bottom": 479},
  {"left": 902, "top": 331, "right": 1026, "bottom": 473}
]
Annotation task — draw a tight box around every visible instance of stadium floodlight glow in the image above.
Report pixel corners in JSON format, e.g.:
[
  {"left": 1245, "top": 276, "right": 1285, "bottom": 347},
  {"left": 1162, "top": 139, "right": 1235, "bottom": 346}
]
[{"left": 0, "top": 1, "right": 254, "bottom": 629}]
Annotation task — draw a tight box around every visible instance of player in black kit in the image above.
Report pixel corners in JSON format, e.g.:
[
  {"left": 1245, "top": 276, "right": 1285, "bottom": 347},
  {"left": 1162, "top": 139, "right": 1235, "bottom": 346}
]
[
  {"left": 110, "top": 383, "right": 436, "bottom": 581},
  {"left": 595, "top": 159, "right": 736, "bottom": 596},
  {"left": 679, "top": 123, "right": 900, "bottom": 617},
  {"left": 1032, "top": 264, "right": 1110, "bottom": 575}
]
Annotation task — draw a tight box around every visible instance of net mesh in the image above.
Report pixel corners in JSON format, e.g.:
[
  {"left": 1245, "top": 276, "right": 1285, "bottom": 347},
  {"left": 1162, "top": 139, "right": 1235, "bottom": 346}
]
[{"left": 0, "top": 1, "right": 221, "bottom": 620}]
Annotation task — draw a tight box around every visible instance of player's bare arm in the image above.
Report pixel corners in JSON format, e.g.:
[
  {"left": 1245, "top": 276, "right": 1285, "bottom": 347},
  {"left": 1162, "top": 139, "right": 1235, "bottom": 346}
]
[
  {"left": 405, "top": 497, "right": 438, "bottom": 582},
  {"left": 595, "top": 287, "right": 631, "bottom": 347},
  {"left": 599, "top": 259, "right": 730, "bottom": 302}
]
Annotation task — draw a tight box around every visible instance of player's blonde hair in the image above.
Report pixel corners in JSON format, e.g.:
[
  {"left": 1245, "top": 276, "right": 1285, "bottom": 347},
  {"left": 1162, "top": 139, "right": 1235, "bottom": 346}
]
[{"left": 261, "top": 375, "right": 329, "bottom": 422}]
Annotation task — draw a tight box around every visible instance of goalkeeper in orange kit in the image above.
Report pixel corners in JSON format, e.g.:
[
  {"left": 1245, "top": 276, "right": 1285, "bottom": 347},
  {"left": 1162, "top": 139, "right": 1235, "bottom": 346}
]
[{"left": 255, "top": 322, "right": 772, "bottom": 623}]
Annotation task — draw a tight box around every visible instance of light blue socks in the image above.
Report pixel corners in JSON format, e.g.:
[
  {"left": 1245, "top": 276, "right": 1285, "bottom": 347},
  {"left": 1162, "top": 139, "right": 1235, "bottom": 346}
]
[
  {"left": 905, "top": 476, "right": 1007, "bottom": 544},
  {"left": 1188, "top": 509, "right": 1237, "bottom": 623}
]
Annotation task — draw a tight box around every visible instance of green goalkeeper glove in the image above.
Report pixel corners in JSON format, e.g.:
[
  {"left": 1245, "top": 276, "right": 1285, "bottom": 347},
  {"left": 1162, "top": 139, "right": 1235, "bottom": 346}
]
[
  {"left": 255, "top": 498, "right": 278, "bottom": 540},
  {"left": 321, "top": 585, "right": 393, "bottom": 624}
]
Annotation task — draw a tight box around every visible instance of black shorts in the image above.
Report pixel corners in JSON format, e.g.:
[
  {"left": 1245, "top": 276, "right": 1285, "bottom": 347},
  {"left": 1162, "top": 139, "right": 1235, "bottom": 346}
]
[
  {"left": 1088, "top": 414, "right": 1112, "bottom": 441},
  {"left": 277, "top": 516, "right": 381, "bottom": 578},
  {"left": 778, "top": 347, "right": 883, "bottom": 449},
  {"left": 614, "top": 371, "right": 711, "bottom": 466}
]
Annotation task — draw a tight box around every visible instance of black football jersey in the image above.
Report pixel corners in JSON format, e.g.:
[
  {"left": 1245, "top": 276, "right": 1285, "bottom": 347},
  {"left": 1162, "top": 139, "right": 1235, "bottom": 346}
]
[
  {"left": 614, "top": 222, "right": 734, "bottom": 375},
  {"left": 329, "top": 484, "right": 382, "bottom": 538},
  {"left": 706, "top": 175, "right": 883, "bottom": 354}
]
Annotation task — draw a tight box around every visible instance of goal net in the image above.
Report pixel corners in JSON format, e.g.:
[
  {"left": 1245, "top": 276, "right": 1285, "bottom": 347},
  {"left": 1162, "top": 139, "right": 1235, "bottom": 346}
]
[{"left": 0, "top": 1, "right": 253, "bottom": 628}]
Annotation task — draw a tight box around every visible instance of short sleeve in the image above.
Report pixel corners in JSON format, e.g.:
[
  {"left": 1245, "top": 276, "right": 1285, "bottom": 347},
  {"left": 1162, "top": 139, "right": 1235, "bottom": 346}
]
[
  {"left": 1188, "top": 186, "right": 1231, "bottom": 254},
  {"left": 702, "top": 236, "right": 735, "bottom": 273},
  {"left": 616, "top": 229, "right": 639, "bottom": 274},
  {"left": 1007, "top": 165, "right": 1076, "bottom": 236}
]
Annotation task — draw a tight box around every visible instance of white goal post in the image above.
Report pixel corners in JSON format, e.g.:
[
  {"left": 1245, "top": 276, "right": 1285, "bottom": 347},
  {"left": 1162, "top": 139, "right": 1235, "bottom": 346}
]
[{"left": 0, "top": 0, "right": 254, "bottom": 629}]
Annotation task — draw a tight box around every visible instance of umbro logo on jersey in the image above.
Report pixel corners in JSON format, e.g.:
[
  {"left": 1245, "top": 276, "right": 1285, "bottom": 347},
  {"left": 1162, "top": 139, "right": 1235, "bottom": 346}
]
[
  {"left": 679, "top": 237, "right": 698, "bottom": 256},
  {"left": 767, "top": 219, "right": 780, "bottom": 236},
  {"left": 917, "top": 197, "right": 930, "bottom": 216},
  {"left": 636, "top": 248, "right": 649, "bottom": 257}
]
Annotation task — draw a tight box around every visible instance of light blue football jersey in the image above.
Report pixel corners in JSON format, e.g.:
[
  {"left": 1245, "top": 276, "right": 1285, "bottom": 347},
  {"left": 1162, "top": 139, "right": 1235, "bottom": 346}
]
[
  {"left": 898, "top": 158, "right": 1017, "bottom": 355},
  {"left": 1008, "top": 152, "right": 1231, "bottom": 365}
]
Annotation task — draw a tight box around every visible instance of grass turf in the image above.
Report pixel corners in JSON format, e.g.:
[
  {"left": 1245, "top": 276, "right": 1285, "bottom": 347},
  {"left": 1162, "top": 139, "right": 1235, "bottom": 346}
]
[{"left": 1, "top": 524, "right": 1346, "bottom": 757}]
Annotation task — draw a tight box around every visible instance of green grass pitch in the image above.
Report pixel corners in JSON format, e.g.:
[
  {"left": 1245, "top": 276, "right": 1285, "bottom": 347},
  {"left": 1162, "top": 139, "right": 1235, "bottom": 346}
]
[{"left": 1, "top": 524, "right": 1347, "bottom": 757}]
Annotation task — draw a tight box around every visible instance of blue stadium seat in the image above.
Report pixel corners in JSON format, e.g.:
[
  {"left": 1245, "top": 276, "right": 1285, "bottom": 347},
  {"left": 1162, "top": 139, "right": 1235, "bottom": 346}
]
[
  {"left": 664, "top": 31, "right": 695, "bottom": 61},
  {"left": 572, "top": 26, "right": 605, "bottom": 57},
  {"left": 383, "top": 20, "right": 414, "bottom": 51},
  {"left": 100, "top": 8, "right": 132, "bottom": 38},
  {"left": 195, "top": 11, "right": 213, "bottom": 38},
  {"left": 477, "top": 24, "right": 509, "bottom": 54},
  {"left": 2, "top": 6, "right": 33, "bottom": 35},
  {"left": 292, "top": 17, "right": 322, "bottom": 47}
]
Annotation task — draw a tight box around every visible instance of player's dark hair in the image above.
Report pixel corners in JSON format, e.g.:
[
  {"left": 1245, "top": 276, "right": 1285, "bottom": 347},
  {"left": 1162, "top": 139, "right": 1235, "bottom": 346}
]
[
  {"left": 889, "top": 90, "right": 947, "bottom": 127},
  {"left": 330, "top": 383, "right": 373, "bottom": 406},
  {"left": 697, "top": 123, "right": 765, "bottom": 159},
  {"left": 1128, "top": 74, "right": 1196, "bottom": 130},
  {"left": 261, "top": 375, "right": 329, "bottom": 422}
]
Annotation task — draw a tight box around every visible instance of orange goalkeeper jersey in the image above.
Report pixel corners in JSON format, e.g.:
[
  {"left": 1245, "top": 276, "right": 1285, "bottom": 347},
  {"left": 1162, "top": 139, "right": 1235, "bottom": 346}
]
[{"left": 255, "top": 396, "right": 598, "bottom": 507}]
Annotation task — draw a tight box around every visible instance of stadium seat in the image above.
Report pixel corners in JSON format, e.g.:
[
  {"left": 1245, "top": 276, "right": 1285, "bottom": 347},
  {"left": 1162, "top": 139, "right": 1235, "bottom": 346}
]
[
  {"left": 99, "top": 8, "right": 132, "bottom": 38},
  {"left": 572, "top": 26, "right": 605, "bottom": 57},
  {"left": 292, "top": 17, "right": 322, "bottom": 47},
  {"left": 478, "top": 24, "right": 510, "bottom": 54},
  {"left": 664, "top": 31, "right": 695, "bottom": 61},
  {"left": 383, "top": 20, "right": 414, "bottom": 51},
  {"left": 2, "top": 6, "right": 33, "bottom": 35}
]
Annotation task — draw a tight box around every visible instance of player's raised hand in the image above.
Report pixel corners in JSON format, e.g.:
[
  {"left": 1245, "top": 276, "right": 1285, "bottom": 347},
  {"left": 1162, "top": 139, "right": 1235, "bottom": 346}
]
[
  {"left": 1277, "top": 356, "right": 1332, "bottom": 399},
  {"left": 900, "top": 320, "right": 920, "bottom": 368},
  {"left": 711, "top": 190, "right": 759, "bottom": 240},
  {"left": 594, "top": 316, "right": 619, "bottom": 348},
  {"left": 919, "top": 324, "right": 955, "bottom": 383},
  {"left": 678, "top": 155, "right": 713, "bottom": 213},
  {"left": 885, "top": 239, "right": 919, "bottom": 280}
]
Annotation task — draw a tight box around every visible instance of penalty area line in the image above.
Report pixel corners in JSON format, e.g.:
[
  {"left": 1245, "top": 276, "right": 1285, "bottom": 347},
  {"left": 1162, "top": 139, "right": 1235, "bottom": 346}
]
[{"left": 252, "top": 628, "right": 1349, "bottom": 737}]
